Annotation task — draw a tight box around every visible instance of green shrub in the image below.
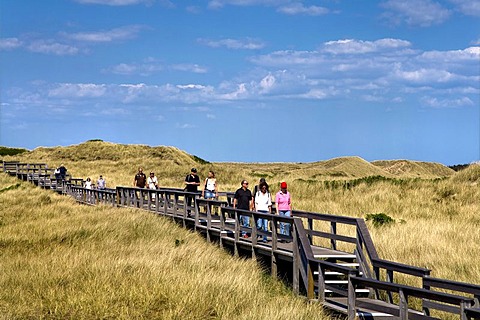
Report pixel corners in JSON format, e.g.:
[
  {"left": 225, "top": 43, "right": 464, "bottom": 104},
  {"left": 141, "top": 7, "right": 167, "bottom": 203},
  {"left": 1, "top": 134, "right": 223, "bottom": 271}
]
[{"left": 365, "top": 213, "right": 396, "bottom": 227}]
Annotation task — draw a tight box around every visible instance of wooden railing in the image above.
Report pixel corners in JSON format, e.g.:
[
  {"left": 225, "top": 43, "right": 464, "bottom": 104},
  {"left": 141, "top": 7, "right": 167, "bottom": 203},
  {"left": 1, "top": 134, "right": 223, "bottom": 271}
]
[{"left": 3, "top": 160, "right": 480, "bottom": 319}]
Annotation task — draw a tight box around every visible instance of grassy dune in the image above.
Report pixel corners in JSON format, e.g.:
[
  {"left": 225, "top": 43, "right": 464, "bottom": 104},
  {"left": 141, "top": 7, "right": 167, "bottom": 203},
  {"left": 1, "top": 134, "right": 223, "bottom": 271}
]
[{"left": 0, "top": 174, "right": 329, "bottom": 319}]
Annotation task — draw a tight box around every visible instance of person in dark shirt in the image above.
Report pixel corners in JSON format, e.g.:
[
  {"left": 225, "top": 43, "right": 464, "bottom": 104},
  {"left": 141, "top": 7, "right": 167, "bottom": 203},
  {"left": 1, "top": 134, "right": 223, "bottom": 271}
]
[
  {"left": 58, "top": 164, "right": 67, "bottom": 180},
  {"left": 133, "top": 167, "right": 147, "bottom": 188},
  {"left": 233, "top": 180, "right": 253, "bottom": 238},
  {"left": 184, "top": 168, "right": 200, "bottom": 214}
]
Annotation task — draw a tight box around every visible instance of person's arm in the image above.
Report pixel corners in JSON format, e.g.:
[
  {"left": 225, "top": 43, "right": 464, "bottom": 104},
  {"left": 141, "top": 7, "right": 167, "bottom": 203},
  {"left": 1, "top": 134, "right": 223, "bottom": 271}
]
[
  {"left": 202, "top": 178, "right": 207, "bottom": 197},
  {"left": 214, "top": 179, "right": 218, "bottom": 198},
  {"left": 233, "top": 198, "right": 237, "bottom": 209},
  {"left": 133, "top": 175, "right": 136, "bottom": 187}
]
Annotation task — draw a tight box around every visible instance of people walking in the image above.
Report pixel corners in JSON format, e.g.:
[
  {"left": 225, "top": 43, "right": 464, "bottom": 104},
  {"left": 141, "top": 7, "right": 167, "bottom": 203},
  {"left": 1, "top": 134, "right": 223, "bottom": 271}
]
[
  {"left": 133, "top": 167, "right": 147, "bottom": 188},
  {"left": 184, "top": 168, "right": 200, "bottom": 215},
  {"left": 254, "top": 181, "right": 272, "bottom": 243},
  {"left": 84, "top": 177, "right": 93, "bottom": 189},
  {"left": 97, "top": 175, "right": 106, "bottom": 190},
  {"left": 275, "top": 181, "right": 292, "bottom": 239},
  {"left": 147, "top": 172, "right": 158, "bottom": 189},
  {"left": 233, "top": 180, "right": 253, "bottom": 238},
  {"left": 202, "top": 170, "right": 217, "bottom": 199}
]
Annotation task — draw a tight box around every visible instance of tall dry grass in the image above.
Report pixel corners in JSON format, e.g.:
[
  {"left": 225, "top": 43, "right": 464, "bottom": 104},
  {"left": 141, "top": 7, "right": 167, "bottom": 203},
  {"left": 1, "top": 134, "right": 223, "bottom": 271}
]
[
  {"left": 5, "top": 142, "right": 479, "bottom": 289},
  {"left": 0, "top": 174, "right": 330, "bottom": 319}
]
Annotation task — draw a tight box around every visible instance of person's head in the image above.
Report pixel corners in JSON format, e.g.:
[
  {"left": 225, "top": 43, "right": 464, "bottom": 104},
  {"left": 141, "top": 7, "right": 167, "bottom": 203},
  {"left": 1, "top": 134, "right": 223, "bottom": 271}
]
[
  {"left": 259, "top": 181, "right": 268, "bottom": 193},
  {"left": 86, "top": 177, "right": 91, "bottom": 181},
  {"left": 191, "top": 168, "right": 197, "bottom": 175},
  {"left": 99, "top": 175, "right": 103, "bottom": 179},
  {"left": 241, "top": 180, "right": 249, "bottom": 189},
  {"left": 259, "top": 178, "right": 266, "bottom": 184},
  {"left": 150, "top": 172, "right": 155, "bottom": 177},
  {"left": 208, "top": 170, "right": 215, "bottom": 178},
  {"left": 138, "top": 167, "right": 143, "bottom": 173},
  {"left": 280, "top": 181, "right": 287, "bottom": 190}
]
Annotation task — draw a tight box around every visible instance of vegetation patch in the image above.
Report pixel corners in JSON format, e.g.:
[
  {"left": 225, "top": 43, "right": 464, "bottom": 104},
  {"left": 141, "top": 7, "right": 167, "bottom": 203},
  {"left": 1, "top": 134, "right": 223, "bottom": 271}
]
[
  {"left": 0, "top": 183, "right": 21, "bottom": 194},
  {"left": 0, "top": 146, "right": 28, "bottom": 156},
  {"left": 365, "top": 213, "right": 396, "bottom": 227},
  {"left": 191, "top": 154, "right": 210, "bottom": 164}
]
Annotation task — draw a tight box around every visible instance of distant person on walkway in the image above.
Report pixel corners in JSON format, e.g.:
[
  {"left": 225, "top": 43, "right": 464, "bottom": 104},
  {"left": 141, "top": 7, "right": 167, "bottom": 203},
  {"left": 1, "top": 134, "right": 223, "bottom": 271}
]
[
  {"left": 275, "top": 181, "right": 292, "bottom": 238},
  {"left": 202, "top": 170, "right": 217, "bottom": 199},
  {"left": 184, "top": 168, "right": 200, "bottom": 214},
  {"left": 254, "top": 181, "right": 272, "bottom": 243},
  {"left": 84, "top": 177, "right": 93, "bottom": 189},
  {"left": 58, "top": 164, "right": 67, "bottom": 180},
  {"left": 97, "top": 175, "right": 106, "bottom": 190},
  {"left": 233, "top": 180, "right": 253, "bottom": 238},
  {"left": 133, "top": 167, "right": 146, "bottom": 188},
  {"left": 147, "top": 172, "right": 158, "bottom": 189},
  {"left": 54, "top": 167, "right": 61, "bottom": 181}
]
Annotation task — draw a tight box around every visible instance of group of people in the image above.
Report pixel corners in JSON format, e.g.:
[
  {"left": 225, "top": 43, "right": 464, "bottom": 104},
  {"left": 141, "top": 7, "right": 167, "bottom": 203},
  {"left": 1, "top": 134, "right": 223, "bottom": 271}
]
[
  {"left": 131, "top": 167, "right": 291, "bottom": 242},
  {"left": 84, "top": 175, "right": 107, "bottom": 190},
  {"left": 233, "top": 178, "right": 292, "bottom": 242}
]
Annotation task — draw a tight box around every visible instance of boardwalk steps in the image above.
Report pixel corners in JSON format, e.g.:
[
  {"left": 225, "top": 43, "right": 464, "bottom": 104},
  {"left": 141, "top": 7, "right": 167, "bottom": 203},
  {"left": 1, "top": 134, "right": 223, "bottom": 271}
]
[{"left": 2, "top": 161, "right": 480, "bottom": 320}]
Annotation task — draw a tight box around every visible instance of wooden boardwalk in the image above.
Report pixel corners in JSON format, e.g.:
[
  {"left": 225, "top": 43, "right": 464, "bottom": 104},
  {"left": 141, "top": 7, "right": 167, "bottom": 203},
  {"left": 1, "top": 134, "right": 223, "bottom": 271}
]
[{"left": 3, "top": 161, "right": 480, "bottom": 320}]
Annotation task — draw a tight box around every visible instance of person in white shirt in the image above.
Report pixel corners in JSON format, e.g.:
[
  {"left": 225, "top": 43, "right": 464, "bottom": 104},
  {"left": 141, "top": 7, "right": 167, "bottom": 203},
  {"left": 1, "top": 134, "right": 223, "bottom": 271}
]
[
  {"left": 84, "top": 177, "right": 93, "bottom": 189},
  {"left": 254, "top": 181, "right": 272, "bottom": 243},
  {"left": 147, "top": 172, "right": 158, "bottom": 189},
  {"left": 202, "top": 170, "right": 217, "bottom": 199}
]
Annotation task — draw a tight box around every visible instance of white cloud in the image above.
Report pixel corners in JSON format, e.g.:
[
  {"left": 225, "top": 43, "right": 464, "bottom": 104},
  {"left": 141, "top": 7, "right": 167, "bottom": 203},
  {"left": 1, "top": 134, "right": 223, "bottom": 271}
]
[
  {"left": 74, "top": 0, "right": 153, "bottom": 5},
  {"left": 206, "top": 113, "right": 216, "bottom": 119},
  {"left": 421, "top": 96, "right": 474, "bottom": 108},
  {"left": 171, "top": 64, "right": 208, "bottom": 73},
  {"left": 177, "top": 84, "right": 207, "bottom": 90},
  {"left": 176, "top": 123, "right": 197, "bottom": 129},
  {"left": 198, "top": 37, "right": 266, "bottom": 50},
  {"left": 0, "top": 38, "right": 23, "bottom": 50},
  {"left": 208, "top": 0, "right": 286, "bottom": 9},
  {"left": 48, "top": 83, "right": 107, "bottom": 98},
  {"left": 63, "top": 25, "right": 144, "bottom": 42},
  {"left": 219, "top": 83, "right": 248, "bottom": 100},
  {"left": 381, "top": 0, "right": 451, "bottom": 26},
  {"left": 27, "top": 40, "right": 79, "bottom": 55},
  {"left": 277, "top": 3, "right": 329, "bottom": 16},
  {"left": 259, "top": 74, "right": 276, "bottom": 92},
  {"left": 449, "top": 0, "right": 480, "bottom": 16},
  {"left": 322, "top": 38, "right": 412, "bottom": 54}
]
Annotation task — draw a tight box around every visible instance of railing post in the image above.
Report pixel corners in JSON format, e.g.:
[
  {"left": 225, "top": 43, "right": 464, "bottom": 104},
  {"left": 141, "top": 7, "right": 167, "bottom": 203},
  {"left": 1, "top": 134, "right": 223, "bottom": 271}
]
[
  {"left": 330, "top": 221, "right": 337, "bottom": 250},
  {"left": 292, "top": 223, "right": 299, "bottom": 294},
  {"left": 399, "top": 288, "right": 408, "bottom": 320},
  {"left": 347, "top": 274, "right": 356, "bottom": 320},
  {"left": 271, "top": 216, "right": 278, "bottom": 277},
  {"left": 234, "top": 210, "right": 239, "bottom": 257},
  {"left": 317, "top": 263, "right": 325, "bottom": 302}
]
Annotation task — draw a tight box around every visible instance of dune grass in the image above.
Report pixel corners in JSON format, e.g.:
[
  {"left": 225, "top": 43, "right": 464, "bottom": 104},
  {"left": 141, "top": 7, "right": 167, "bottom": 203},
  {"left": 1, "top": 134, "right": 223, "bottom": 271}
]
[
  {"left": 2, "top": 141, "right": 479, "bottom": 318},
  {"left": 0, "top": 174, "right": 330, "bottom": 319}
]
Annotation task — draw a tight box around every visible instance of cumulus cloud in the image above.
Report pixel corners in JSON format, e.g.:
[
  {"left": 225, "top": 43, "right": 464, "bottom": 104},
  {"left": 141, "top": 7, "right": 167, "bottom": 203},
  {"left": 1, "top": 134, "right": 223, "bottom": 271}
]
[
  {"left": 322, "top": 38, "right": 412, "bottom": 54},
  {"left": 277, "top": 3, "right": 329, "bottom": 15},
  {"left": 198, "top": 37, "right": 265, "bottom": 50},
  {"left": 449, "top": 0, "right": 480, "bottom": 16},
  {"left": 48, "top": 83, "right": 107, "bottom": 98},
  {"left": 171, "top": 63, "right": 208, "bottom": 73},
  {"left": 421, "top": 96, "right": 475, "bottom": 108},
  {"left": 0, "top": 38, "right": 23, "bottom": 50},
  {"left": 74, "top": 0, "right": 153, "bottom": 5},
  {"left": 27, "top": 40, "right": 79, "bottom": 55},
  {"left": 207, "top": 0, "right": 287, "bottom": 9},
  {"left": 381, "top": 0, "right": 451, "bottom": 26},
  {"left": 63, "top": 25, "right": 144, "bottom": 43}
]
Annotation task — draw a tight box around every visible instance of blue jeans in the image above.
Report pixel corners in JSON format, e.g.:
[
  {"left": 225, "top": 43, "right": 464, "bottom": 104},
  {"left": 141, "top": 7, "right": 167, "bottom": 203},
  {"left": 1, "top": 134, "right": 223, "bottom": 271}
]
[
  {"left": 204, "top": 190, "right": 215, "bottom": 199},
  {"left": 279, "top": 210, "right": 291, "bottom": 236},
  {"left": 240, "top": 215, "right": 250, "bottom": 236},
  {"left": 256, "top": 210, "right": 268, "bottom": 241}
]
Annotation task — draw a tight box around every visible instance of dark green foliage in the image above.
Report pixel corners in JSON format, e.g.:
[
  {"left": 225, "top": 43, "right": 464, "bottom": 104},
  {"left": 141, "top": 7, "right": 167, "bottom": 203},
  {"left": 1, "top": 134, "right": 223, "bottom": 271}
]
[
  {"left": 0, "top": 183, "right": 21, "bottom": 194},
  {"left": 365, "top": 213, "right": 396, "bottom": 227},
  {"left": 0, "top": 146, "right": 28, "bottom": 156},
  {"left": 448, "top": 164, "right": 470, "bottom": 171},
  {"left": 192, "top": 155, "right": 210, "bottom": 164},
  {"left": 87, "top": 139, "right": 104, "bottom": 142}
]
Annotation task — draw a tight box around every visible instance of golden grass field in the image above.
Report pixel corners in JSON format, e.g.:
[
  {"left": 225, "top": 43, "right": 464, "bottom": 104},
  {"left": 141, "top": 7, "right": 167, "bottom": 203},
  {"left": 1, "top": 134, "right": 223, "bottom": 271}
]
[
  {"left": 1, "top": 140, "right": 479, "bottom": 318},
  {"left": 0, "top": 174, "right": 330, "bottom": 319}
]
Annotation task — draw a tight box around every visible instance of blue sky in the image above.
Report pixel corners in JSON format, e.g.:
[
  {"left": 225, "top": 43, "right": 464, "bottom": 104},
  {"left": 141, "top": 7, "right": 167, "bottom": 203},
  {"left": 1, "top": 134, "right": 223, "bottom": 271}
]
[{"left": 1, "top": 0, "right": 479, "bottom": 165}]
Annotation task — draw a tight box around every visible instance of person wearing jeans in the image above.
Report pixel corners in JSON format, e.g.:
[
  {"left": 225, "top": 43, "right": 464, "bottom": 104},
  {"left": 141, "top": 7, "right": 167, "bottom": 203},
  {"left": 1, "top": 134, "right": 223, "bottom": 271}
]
[
  {"left": 254, "top": 181, "right": 272, "bottom": 243},
  {"left": 275, "top": 181, "right": 292, "bottom": 239},
  {"left": 233, "top": 180, "right": 253, "bottom": 238}
]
